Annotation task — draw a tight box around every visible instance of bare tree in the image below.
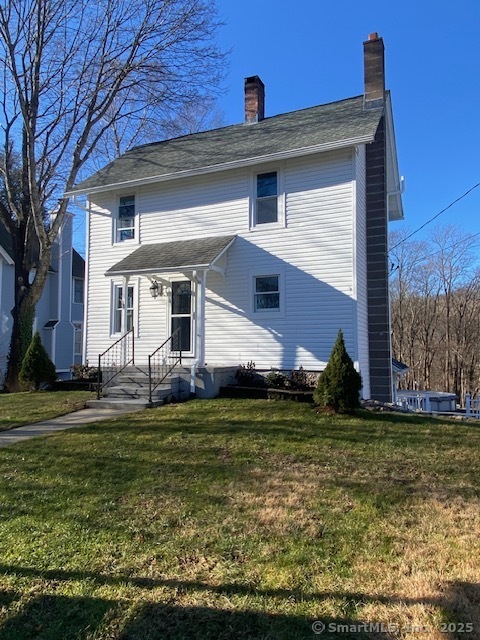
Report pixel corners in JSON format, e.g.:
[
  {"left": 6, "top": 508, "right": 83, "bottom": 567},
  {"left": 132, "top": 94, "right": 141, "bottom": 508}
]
[
  {"left": 390, "top": 226, "right": 480, "bottom": 401},
  {"left": 0, "top": 0, "right": 225, "bottom": 390}
]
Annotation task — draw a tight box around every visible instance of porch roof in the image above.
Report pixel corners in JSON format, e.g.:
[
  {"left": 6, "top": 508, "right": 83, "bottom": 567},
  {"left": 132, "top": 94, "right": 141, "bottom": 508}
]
[{"left": 106, "top": 234, "right": 236, "bottom": 276}]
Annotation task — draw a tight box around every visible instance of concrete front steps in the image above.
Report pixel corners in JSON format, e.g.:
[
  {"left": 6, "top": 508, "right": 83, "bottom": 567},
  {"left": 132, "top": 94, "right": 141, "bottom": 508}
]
[{"left": 86, "top": 367, "right": 179, "bottom": 410}]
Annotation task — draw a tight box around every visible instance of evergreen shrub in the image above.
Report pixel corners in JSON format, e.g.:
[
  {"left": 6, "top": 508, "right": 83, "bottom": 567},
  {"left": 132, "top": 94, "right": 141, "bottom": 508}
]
[
  {"left": 19, "top": 331, "right": 57, "bottom": 390},
  {"left": 314, "top": 329, "right": 362, "bottom": 412}
]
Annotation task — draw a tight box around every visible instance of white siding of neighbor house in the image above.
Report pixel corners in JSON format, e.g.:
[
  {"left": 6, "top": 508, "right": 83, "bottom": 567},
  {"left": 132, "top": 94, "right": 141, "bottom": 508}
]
[
  {"left": 86, "top": 148, "right": 368, "bottom": 375},
  {"left": 354, "top": 145, "right": 370, "bottom": 398}
]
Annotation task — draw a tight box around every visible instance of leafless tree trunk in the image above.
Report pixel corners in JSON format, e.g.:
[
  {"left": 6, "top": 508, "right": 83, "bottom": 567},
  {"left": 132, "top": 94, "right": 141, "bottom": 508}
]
[
  {"left": 390, "top": 226, "right": 480, "bottom": 402},
  {"left": 0, "top": 0, "right": 225, "bottom": 389}
]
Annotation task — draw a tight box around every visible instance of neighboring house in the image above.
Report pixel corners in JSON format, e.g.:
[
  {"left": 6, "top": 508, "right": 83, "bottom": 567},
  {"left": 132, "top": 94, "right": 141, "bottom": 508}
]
[
  {"left": 0, "top": 213, "right": 85, "bottom": 385},
  {"left": 67, "top": 33, "right": 403, "bottom": 402}
]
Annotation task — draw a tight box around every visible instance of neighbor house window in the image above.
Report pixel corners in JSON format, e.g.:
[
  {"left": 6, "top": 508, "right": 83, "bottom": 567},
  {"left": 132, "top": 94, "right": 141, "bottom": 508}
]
[
  {"left": 113, "top": 284, "right": 134, "bottom": 334},
  {"left": 73, "top": 277, "right": 84, "bottom": 304},
  {"left": 116, "top": 194, "right": 135, "bottom": 242},
  {"left": 255, "top": 171, "right": 278, "bottom": 225},
  {"left": 73, "top": 322, "right": 83, "bottom": 356},
  {"left": 254, "top": 275, "right": 280, "bottom": 311}
]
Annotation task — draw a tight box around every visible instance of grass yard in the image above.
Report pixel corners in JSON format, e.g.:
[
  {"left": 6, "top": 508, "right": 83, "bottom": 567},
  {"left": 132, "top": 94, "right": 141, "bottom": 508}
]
[
  {"left": 0, "top": 391, "right": 95, "bottom": 431},
  {"left": 0, "top": 398, "right": 479, "bottom": 639}
]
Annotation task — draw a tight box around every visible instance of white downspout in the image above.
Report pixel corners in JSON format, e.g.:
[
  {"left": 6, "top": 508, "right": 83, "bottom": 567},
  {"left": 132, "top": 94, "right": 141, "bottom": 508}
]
[{"left": 74, "top": 195, "right": 90, "bottom": 366}]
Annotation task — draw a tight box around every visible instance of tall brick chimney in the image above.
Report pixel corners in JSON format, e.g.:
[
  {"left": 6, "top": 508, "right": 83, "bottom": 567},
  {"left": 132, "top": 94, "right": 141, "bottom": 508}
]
[
  {"left": 245, "top": 76, "right": 265, "bottom": 123},
  {"left": 363, "top": 33, "right": 385, "bottom": 109}
]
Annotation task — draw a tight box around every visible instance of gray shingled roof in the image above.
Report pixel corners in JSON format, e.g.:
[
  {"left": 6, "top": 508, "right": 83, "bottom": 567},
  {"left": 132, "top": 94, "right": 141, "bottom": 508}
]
[
  {"left": 1, "top": 225, "right": 85, "bottom": 278},
  {"left": 106, "top": 235, "right": 236, "bottom": 275},
  {"left": 69, "top": 95, "right": 382, "bottom": 195},
  {"left": 72, "top": 248, "right": 85, "bottom": 278}
]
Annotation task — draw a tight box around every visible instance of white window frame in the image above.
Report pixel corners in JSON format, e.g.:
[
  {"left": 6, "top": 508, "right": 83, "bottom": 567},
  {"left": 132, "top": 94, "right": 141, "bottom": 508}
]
[
  {"left": 168, "top": 277, "right": 195, "bottom": 357},
  {"left": 250, "top": 166, "right": 285, "bottom": 230},
  {"left": 110, "top": 280, "right": 138, "bottom": 337},
  {"left": 72, "top": 277, "right": 84, "bottom": 304},
  {"left": 73, "top": 322, "right": 83, "bottom": 357},
  {"left": 113, "top": 192, "right": 139, "bottom": 244},
  {"left": 249, "top": 268, "right": 285, "bottom": 317}
]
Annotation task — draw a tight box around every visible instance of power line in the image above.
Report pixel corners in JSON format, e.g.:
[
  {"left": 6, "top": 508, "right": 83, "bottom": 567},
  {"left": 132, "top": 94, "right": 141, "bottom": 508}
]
[
  {"left": 389, "top": 181, "right": 480, "bottom": 251},
  {"left": 389, "top": 230, "right": 480, "bottom": 274}
]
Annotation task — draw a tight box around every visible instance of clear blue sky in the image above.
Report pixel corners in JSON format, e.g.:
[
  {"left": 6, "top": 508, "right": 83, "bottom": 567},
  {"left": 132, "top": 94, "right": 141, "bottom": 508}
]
[
  {"left": 214, "top": 0, "right": 480, "bottom": 244},
  {"left": 73, "top": 0, "right": 480, "bottom": 254}
]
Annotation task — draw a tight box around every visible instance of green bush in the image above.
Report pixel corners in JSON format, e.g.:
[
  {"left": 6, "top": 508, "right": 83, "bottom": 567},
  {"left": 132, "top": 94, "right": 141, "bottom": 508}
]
[
  {"left": 19, "top": 331, "right": 57, "bottom": 390},
  {"left": 235, "top": 361, "right": 257, "bottom": 385},
  {"left": 265, "top": 370, "right": 288, "bottom": 388},
  {"left": 314, "top": 329, "right": 362, "bottom": 412}
]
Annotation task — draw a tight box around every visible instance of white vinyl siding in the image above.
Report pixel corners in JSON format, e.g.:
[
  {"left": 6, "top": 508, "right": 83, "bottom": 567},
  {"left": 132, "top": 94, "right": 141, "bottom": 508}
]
[{"left": 86, "top": 149, "right": 361, "bottom": 371}]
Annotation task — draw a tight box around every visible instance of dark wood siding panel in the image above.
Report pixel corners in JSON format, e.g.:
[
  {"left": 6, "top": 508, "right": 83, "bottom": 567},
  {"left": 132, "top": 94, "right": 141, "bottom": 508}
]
[{"left": 365, "top": 115, "right": 392, "bottom": 402}]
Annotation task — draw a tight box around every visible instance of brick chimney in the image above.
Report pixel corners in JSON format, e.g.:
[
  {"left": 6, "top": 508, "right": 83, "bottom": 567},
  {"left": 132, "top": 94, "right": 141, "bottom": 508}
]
[
  {"left": 363, "top": 33, "right": 385, "bottom": 109},
  {"left": 245, "top": 76, "right": 265, "bottom": 123}
]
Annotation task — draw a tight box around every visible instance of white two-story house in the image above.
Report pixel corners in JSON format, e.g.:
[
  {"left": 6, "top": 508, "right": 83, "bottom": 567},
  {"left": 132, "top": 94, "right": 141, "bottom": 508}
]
[{"left": 68, "top": 34, "right": 403, "bottom": 402}]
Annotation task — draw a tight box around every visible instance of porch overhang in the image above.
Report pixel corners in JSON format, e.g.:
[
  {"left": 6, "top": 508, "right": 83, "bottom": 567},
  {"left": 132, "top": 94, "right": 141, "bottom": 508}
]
[{"left": 105, "top": 235, "right": 236, "bottom": 277}]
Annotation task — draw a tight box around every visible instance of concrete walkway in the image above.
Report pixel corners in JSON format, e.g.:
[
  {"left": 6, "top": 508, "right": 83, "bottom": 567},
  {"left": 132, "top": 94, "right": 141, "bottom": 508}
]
[{"left": 0, "top": 406, "right": 142, "bottom": 447}]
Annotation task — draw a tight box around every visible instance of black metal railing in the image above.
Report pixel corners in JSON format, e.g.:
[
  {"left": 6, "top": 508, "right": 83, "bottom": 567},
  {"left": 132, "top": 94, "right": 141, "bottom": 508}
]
[
  {"left": 97, "top": 328, "right": 135, "bottom": 399},
  {"left": 148, "top": 327, "right": 182, "bottom": 403}
]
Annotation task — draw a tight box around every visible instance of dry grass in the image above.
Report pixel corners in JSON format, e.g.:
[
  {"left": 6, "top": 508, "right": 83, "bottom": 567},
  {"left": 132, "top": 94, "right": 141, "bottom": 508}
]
[{"left": 0, "top": 399, "right": 478, "bottom": 638}]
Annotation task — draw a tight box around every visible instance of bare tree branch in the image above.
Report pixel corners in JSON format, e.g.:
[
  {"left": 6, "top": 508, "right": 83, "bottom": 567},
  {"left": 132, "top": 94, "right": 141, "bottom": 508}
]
[{"left": 0, "top": 0, "right": 226, "bottom": 389}]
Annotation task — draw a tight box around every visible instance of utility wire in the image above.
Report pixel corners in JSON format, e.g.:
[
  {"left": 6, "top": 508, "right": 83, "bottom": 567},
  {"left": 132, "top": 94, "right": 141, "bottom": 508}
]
[
  {"left": 389, "top": 230, "right": 480, "bottom": 274},
  {"left": 389, "top": 181, "right": 480, "bottom": 251}
]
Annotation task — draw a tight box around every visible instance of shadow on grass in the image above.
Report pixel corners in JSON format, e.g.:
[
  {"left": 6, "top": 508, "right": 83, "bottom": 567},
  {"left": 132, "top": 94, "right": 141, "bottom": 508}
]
[
  {"left": 0, "top": 592, "right": 117, "bottom": 640},
  {"left": 118, "top": 603, "right": 362, "bottom": 640},
  {"left": 0, "top": 566, "right": 478, "bottom": 639}
]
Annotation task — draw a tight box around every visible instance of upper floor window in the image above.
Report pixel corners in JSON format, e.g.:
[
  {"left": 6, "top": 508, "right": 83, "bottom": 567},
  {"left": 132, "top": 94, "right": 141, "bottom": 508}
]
[
  {"left": 255, "top": 172, "right": 278, "bottom": 225},
  {"left": 73, "top": 277, "right": 84, "bottom": 304},
  {"left": 116, "top": 194, "right": 135, "bottom": 242}
]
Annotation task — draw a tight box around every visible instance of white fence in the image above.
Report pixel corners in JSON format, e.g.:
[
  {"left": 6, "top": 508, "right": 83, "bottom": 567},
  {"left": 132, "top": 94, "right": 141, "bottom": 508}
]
[
  {"left": 396, "top": 392, "right": 432, "bottom": 412},
  {"left": 465, "top": 393, "right": 480, "bottom": 418},
  {"left": 396, "top": 390, "right": 457, "bottom": 413}
]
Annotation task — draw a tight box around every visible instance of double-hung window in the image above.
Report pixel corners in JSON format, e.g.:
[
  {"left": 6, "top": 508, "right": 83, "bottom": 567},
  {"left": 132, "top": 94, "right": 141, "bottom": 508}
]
[
  {"left": 73, "top": 322, "right": 83, "bottom": 357},
  {"left": 73, "top": 277, "right": 84, "bottom": 304},
  {"left": 113, "top": 284, "right": 134, "bottom": 334},
  {"left": 116, "top": 195, "right": 135, "bottom": 242},
  {"left": 255, "top": 171, "right": 278, "bottom": 225},
  {"left": 254, "top": 275, "right": 280, "bottom": 312}
]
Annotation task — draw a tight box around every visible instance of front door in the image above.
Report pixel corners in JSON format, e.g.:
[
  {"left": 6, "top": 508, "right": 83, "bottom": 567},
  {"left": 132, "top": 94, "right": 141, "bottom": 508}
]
[{"left": 171, "top": 280, "right": 193, "bottom": 353}]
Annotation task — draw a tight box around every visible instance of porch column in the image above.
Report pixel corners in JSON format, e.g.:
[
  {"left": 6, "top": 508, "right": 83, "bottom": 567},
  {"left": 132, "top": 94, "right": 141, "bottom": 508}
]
[{"left": 194, "top": 270, "right": 206, "bottom": 366}]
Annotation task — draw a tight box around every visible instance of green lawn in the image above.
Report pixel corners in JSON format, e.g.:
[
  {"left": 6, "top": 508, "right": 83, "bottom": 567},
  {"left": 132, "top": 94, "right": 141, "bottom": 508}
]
[
  {"left": 0, "top": 398, "right": 479, "bottom": 639},
  {"left": 0, "top": 391, "right": 95, "bottom": 431}
]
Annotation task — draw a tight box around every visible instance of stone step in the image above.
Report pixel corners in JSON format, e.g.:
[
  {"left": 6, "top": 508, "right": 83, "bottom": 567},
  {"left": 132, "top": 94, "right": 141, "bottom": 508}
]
[
  {"left": 116, "top": 373, "right": 174, "bottom": 386},
  {"left": 107, "top": 385, "right": 171, "bottom": 399}
]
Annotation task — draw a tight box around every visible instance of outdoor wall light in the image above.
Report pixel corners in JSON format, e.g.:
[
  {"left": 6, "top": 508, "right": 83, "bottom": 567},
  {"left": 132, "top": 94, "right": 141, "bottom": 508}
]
[{"left": 149, "top": 280, "right": 162, "bottom": 298}]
